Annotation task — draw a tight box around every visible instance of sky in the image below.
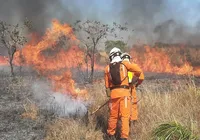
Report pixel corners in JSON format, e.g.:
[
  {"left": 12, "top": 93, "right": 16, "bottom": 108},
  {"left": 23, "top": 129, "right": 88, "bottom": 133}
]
[
  {"left": 0, "top": 0, "right": 200, "bottom": 45},
  {"left": 60, "top": 0, "right": 200, "bottom": 25}
]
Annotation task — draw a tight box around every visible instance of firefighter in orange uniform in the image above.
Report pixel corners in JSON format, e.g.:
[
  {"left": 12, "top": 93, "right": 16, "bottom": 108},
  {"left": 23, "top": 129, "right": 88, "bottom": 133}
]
[
  {"left": 104, "top": 47, "right": 142, "bottom": 140},
  {"left": 121, "top": 53, "right": 144, "bottom": 123}
]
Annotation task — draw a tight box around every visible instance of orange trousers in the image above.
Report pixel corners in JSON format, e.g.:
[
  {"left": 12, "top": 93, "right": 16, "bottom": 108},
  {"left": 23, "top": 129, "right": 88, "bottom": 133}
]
[
  {"left": 107, "top": 96, "right": 131, "bottom": 138},
  {"left": 130, "top": 87, "right": 138, "bottom": 121}
]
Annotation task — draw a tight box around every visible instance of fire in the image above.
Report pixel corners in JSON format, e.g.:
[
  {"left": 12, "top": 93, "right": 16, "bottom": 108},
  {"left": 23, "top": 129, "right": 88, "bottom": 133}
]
[
  {"left": 14, "top": 19, "right": 88, "bottom": 98},
  {"left": 1, "top": 19, "right": 199, "bottom": 95},
  {"left": 130, "top": 46, "right": 200, "bottom": 76},
  {"left": 0, "top": 56, "right": 8, "bottom": 66}
]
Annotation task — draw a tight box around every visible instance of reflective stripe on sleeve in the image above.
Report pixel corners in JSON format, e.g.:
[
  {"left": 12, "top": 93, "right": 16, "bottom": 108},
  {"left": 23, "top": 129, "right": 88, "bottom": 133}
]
[{"left": 124, "top": 96, "right": 128, "bottom": 108}]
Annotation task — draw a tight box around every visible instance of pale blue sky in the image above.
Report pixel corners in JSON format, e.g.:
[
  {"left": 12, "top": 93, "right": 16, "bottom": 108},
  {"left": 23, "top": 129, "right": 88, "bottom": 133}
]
[
  {"left": 166, "top": 0, "right": 200, "bottom": 26},
  {"left": 60, "top": 0, "right": 200, "bottom": 26},
  {"left": 58, "top": 0, "right": 200, "bottom": 44},
  {"left": 0, "top": 0, "right": 199, "bottom": 47}
]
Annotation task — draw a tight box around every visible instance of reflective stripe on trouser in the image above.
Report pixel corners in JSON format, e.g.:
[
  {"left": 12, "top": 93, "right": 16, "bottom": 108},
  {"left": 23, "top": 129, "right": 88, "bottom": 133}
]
[
  {"left": 130, "top": 87, "right": 138, "bottom": 121},
  {"left": 107, "top": 96, "right": 130, "bottom": 138}
]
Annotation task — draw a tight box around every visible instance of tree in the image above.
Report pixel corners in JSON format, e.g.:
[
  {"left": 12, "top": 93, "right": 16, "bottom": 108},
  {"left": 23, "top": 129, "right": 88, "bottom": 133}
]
[
  {"left": 0, "top": 21, "right": 27, "bottom": 77},
  {"left": 74, "top": 20, "right": 128, "bottom": 83},
  {"left": 105, "top": 40, "right": 127, "bottom": 54}
]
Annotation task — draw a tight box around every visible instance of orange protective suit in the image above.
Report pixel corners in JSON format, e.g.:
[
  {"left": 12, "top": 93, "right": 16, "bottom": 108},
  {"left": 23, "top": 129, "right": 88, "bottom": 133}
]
[
  {"left": 129, "top": 71, "right": 144, "bottom": 121},
  {"left": 104, "top": 60, "right": 142, "bottom": 139}
]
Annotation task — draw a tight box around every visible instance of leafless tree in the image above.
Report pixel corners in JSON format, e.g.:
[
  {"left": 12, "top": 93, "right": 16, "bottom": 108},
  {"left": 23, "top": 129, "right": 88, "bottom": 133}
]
[
  {"left": 0, "top": 21, "right": 27, "bottom": 77},
  {"left": 74, "top": 20, "right": 128, "bottom": 83}
]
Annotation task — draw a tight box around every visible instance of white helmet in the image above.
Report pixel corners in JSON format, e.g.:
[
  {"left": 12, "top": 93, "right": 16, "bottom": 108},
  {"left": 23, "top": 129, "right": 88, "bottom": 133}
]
[
  {"left": 109, "top": 47, "right": 122, "bottom": 61},
  {"left": 121, "top": 52, "right": 132, "bottom": 60}
]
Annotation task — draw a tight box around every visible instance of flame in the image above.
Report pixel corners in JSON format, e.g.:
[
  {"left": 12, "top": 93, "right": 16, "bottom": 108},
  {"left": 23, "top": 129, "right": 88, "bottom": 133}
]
[
  {"left": 1, "top": 19, "right": 199, "bottom": 95},
  {"left": 0, "top": 19, "right": 103, "bottom": 98},
  {"left": 130, "top": 46, "right": 200, "bottom": 76},
  {"left": 14, "top": 19, "right": 88, "bottom": 98},
  {"left": 0, "top": 56, "right": 8, "bottom": 66}
]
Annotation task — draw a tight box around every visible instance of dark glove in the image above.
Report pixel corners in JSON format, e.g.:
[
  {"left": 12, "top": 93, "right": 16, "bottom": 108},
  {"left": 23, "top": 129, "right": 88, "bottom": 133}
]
[
  {"left": 136, "top": 83, "right": 140, "bottom": 87},
  {"left": 131, "top": 76, "right": 139, "bottom": 85},
  {"left": 135, "top": 79, "right": 143, "bottom": 87},
  {"left": 106, "top": 88, "right": 111, "bottom": 97}
]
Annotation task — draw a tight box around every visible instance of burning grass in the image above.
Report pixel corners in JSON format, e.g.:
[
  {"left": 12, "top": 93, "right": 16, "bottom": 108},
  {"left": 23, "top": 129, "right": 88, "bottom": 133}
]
[
  {"left": 44, "top": 81, "right": 108, "bottom": 140},
  {"left": 44, "top": 76, "right": 200, "bottom": 140},
  {"left": 0, "top": 18, "right": 200, "bottom": 140},
  {"left": 0, "top": 71, "right": 200, "bottom": 139},
  {"left": 130, "top": 45, "right": 200, "bottom": 76}
]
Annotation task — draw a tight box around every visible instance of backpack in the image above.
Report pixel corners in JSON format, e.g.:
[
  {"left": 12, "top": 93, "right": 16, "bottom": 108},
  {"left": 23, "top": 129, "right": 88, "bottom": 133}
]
[{"left": 109, "top": 62, "right": 128, "bottom": 85}]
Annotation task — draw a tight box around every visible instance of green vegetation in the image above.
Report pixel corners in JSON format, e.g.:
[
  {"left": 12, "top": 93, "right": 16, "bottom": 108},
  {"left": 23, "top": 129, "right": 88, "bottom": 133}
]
[
  {"left": 151, "top": 121, "right": 199, "bottom": 140},
  {"left": 105, "top": 40, "right": 127, "bottom": 53}
]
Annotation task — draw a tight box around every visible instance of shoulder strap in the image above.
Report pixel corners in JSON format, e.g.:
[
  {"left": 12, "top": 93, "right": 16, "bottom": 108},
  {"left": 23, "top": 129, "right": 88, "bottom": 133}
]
[
  {"left": 119, "top": 62, "right": 129, "bottom": 83},
  {"left": 108, "top": 62, "right": 129, "bottom": 85}
]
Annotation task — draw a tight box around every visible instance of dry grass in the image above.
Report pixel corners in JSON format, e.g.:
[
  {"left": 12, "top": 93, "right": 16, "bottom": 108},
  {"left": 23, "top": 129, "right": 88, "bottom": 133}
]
[
  {"left": 132, "top": 78, "right": 200, "bottom": 139},
  {"left": 131, "top": 45, "right": 200, "bottom": 67},
  {"left": 45, "top": 118, "right": 103, "bottom": 140},
  {"left": 44, "top": 77, "right": 200, "bottom": 140},
  {"left": 21, "top": 101, "right": 38, "bottom": 120},
  {"left": 44, "top": 77, "right": 199, "bottom": 140},
  {"left": 2, "top": 73, "right": 199, "bottom": 140},
  {"left": 45, "top": 80, "right": 108, "bottom": 140},
  {"left": 0, "top": 74, "right": 46, "bottom": 139}
]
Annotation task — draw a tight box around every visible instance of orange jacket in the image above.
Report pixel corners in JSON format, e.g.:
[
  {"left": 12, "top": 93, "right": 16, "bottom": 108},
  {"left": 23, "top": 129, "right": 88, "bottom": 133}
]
[
  {"left": 137, "top": 72, "right": 144, "bottom": 86},
  {"left": 104, "top": 61, "right": 142, "bottom": 99},
  {"left": 132, "top": 69, "right": 144, "bottom": 86}
]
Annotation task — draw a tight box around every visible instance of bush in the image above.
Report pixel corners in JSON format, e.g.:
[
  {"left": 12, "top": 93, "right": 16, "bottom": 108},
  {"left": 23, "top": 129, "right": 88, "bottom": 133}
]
[{"left": 151, "top": 121, "right": 199, "bottom": 140}]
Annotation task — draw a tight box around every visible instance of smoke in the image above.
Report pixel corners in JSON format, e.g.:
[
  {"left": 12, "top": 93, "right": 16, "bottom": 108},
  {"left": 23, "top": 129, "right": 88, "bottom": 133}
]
[
  {"left": 31, "top": 80, "right": 88, "bottom": 117},
  {"left": 0, "top": 66, "right": 10, "bottom": 73},
  {"left": 0, "top": 0, "right": 81, "bottom": 33},
  {"left": 115, "top": 0, "right": 200, "bottom": 45},
  {"left": 0, "top": 0, "right": 200, "bottom": 45}
]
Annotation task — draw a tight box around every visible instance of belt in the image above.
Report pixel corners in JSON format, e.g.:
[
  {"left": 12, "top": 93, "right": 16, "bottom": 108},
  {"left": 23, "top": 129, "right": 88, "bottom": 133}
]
[{"left": 110, "top": 85, "right": 129, "bottom": 90}]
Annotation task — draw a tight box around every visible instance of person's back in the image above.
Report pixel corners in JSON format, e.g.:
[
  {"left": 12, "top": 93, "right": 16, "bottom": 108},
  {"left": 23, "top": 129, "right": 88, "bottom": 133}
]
[
  {"left": 121, "top": 52, "right": 144, "bottom": 123},
  {"left": 104, "top": 48, "right": 142, "bottom": 140},
  {"left": 105, "top": 60, "right": 142, "bottom": 98}
]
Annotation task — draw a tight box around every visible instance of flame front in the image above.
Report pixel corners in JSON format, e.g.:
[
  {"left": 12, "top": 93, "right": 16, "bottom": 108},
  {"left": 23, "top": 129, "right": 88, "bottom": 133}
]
[
  {"left": 0, "top": 19, "right": 200, "bottom": 95},
  {"left": 14, "top": 19, "right": 87, "bottom": 98},
  {"left": 0, "top": 56, "right": 8, "bottom": 66},
  {"left": 130, "top": 46, "right": 200, "bottom": 76}
]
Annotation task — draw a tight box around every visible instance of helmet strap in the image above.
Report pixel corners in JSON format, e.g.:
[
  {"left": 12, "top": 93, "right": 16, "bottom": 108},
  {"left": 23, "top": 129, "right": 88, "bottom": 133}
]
[
  {"left": 109, "top": 52, "right": 122, "bottom": 61},
  {"left": 122, "top": 55, "right": 130, "bottom": 60}
]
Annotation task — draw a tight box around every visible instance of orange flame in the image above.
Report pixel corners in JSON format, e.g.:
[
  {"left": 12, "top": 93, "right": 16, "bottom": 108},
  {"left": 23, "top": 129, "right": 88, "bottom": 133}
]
[
  {"left": 14, "top": 19, "right": 88, "bottom": 98},
  {"left": 130, "top": 46, "right": 200, "bottom": 76},
  {"left": 0, "top": 56, "right": 8, "bottom": 66},
  {"left": 1, "top": 19, "right": 199, "bottom": 96}
]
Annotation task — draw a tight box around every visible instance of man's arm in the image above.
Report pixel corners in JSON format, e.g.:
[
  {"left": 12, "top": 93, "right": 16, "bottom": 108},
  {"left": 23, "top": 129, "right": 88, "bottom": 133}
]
[
  {"left": 104, "top": 67, "right": 111, "bottom": 97},
  {"left": 136, "top": 72, "right": 144, "bottom": 87},
  {"left": 124, "top": 61, "right": 142, "bottom": 77}
]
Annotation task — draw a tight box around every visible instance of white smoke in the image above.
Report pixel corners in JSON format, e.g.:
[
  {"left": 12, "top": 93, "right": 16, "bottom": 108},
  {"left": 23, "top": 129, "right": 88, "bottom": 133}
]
[
  {"left": 0, "top": 65, "right": 9, "bottom": 71},
  {"left": 0, "top": 65, "right": 11, "bottom": 75},
  {"left": 31, "top": 80, "right": 88, "bottom": 117}
]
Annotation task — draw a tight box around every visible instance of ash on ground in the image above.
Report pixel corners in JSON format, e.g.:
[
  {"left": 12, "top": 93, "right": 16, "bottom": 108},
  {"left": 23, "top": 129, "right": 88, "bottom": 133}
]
[{"left": 0, "top": 68, "right": 199, "bottom": 140}]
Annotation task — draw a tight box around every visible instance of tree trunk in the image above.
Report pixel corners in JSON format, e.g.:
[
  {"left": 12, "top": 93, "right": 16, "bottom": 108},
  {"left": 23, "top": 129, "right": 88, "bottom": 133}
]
[
  {"left": 86, "top": 59, "right": 89, "bottom": 81},
  {"left": 8, "top": 46, "right": 16, "bottom": 77},
  {"left": 86, "top": 47, "right": 89, "bottom": 82},
  {"left": 90, "top": 58, "right": 94, "bottom": 83},
  {"left": 9, "top": 59, "right": 14, "bottom": 77},
  {"left": 19, "top": 50, "right": 23, "bottom": 75},
  {"left": 90, "top": 45, "right": 96, "bottom": 83}
]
